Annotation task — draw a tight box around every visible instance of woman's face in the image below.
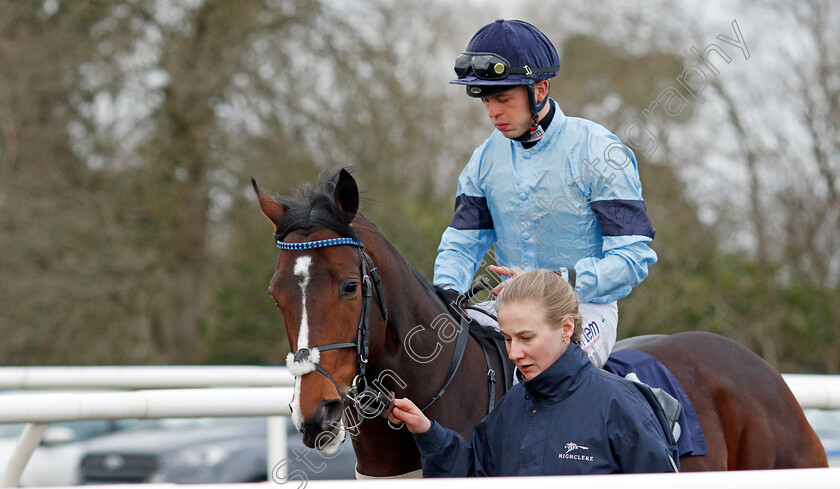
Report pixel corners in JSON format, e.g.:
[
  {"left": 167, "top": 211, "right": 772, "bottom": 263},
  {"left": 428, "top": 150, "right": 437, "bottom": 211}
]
[{"left": 498, "top": 298, "right": 574, "bottom": 381}]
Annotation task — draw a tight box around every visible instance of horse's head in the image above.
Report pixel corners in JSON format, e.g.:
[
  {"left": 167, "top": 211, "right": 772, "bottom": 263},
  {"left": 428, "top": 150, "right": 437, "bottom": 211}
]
[{"left": 253, "top": 169, "right": 390, "bottom": 452}]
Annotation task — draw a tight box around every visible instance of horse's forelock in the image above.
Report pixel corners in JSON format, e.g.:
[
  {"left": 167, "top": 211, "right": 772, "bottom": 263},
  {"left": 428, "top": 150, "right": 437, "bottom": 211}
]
[{"left": 274, "top": 181, "right": 359, "bottom": 243}]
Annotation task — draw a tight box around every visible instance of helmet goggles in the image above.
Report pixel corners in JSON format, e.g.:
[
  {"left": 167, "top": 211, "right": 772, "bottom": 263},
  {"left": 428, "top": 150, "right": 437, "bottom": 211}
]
[{"left": 454, "top": 51, "right": 559, "bottom": 81}]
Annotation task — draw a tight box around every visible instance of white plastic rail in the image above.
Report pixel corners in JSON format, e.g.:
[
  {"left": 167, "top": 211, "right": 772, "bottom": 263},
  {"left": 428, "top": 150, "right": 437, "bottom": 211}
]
[
  {"left": 0, "top": 368, "right": 836, "bottom": 409},
  {"left": 0, "top": 366, "right": 294, "bottom": 389}
]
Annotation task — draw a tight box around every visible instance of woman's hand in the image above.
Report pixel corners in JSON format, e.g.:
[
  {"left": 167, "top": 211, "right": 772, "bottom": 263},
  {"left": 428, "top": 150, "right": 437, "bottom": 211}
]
[
  {"left": 488, "top": 265, "right": 524, "bottom": 296},
  {"left": 388, "top": 398, "right": 432, "bottom": 434}
]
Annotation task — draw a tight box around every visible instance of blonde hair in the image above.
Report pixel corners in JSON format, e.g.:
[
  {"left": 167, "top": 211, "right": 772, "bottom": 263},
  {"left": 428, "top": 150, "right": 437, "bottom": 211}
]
[{"left": 495, "top": 269, "right": 582, "bottom": 343}]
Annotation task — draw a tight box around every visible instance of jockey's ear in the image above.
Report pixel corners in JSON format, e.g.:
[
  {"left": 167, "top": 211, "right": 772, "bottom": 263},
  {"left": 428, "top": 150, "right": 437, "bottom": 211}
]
[
  {"left": 332, "top": 168, "right": 359, "bottom": 225},
  {"left": 251, "top": 177, "right": 287, "bottom": 231}
]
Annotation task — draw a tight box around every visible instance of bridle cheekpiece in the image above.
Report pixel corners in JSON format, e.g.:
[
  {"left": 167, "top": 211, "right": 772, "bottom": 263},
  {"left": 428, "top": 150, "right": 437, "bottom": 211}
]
[{"left": 276, "top": 234, "right": 393, "bottom": 419}]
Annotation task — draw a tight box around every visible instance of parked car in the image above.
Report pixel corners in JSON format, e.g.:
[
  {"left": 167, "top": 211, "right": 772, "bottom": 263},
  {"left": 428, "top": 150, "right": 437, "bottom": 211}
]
[
  {"left": 805, "top": 408, "right": 840, "bottom": 467},
  {"left": 0, "top": 419, "right": 141, "bottom": 486},
  {"left": 79, "top": 417, "right": 357, "bottom": 484}
]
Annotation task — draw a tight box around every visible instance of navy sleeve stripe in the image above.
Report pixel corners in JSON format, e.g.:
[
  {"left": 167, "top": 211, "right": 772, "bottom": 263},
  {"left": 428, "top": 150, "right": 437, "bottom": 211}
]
[
  {"left": 449, "top": 194, "right": 494, "bottom": 230},
  {"left": 591, "top": 199, "right": 655, "bottom": 239}
]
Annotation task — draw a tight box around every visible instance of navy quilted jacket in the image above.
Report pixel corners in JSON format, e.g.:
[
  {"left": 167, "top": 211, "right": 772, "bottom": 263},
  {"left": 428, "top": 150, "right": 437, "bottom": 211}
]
[{"left": 413, "top": 343, "right": 678, "bottom": 476}]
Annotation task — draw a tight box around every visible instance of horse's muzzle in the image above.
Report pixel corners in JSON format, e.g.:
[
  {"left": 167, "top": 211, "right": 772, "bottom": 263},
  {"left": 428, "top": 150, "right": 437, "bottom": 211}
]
[{"left": 300, "top": 398, "right": 343, "bottom": 449}]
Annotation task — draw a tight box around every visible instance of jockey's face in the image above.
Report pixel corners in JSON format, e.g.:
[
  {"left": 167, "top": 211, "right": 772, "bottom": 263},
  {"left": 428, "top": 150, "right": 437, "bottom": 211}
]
[
  {"left": 498, "top": 298, "right": 575, "bottom": 381},
  {"left": 480, "top": 81, "right": 549, "bottom": 139}
]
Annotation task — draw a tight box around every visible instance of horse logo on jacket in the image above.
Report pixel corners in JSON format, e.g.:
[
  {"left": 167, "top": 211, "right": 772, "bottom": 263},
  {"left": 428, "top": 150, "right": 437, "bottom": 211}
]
[{"left": 564, "top": 442, "right": 590, "bottom": 454}]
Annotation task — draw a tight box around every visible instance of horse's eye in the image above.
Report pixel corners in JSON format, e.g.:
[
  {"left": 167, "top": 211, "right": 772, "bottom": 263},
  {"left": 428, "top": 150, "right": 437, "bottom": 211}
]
[{"left": 342, "top": 282, "right": 359, "bottom": 295}]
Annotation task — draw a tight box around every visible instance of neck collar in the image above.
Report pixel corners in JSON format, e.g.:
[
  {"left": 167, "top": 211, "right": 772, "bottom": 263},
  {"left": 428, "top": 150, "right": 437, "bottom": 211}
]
[
  {"left": 520, "top": 342, "right": 591, "bottom": 402},
  {"left": 515, "top": 101, "right": 556, "bottom": 148}
]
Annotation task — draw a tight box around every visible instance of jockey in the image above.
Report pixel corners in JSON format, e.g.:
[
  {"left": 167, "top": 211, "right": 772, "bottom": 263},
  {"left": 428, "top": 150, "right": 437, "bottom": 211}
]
[{"left": 433, "top": 19, "right": 657, "bottom": 367}]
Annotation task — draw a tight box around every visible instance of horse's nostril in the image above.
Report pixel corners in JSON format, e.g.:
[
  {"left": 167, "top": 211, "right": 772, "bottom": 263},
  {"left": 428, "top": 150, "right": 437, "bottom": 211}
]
[
  {"left": 300, "top": 399, "right": 344, "bottom": 450},
  {"left": 316, "top": 398, "right": 343, "bottom": 427}
]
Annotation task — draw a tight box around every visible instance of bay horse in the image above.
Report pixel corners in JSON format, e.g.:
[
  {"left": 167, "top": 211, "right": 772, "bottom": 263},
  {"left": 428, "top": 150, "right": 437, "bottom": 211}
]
[{"left": 254, "top": 169, "right": 827, "bottom": 476}]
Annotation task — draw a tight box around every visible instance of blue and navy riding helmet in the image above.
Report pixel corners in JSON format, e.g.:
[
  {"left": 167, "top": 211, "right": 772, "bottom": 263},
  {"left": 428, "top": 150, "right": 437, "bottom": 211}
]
[{"left": 452, "top": 20, "right": 560, "bottom": 125}]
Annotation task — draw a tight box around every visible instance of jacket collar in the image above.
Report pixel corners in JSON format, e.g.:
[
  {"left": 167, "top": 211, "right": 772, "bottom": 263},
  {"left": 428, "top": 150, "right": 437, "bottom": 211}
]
[{"left": 520, "top": 342, "right": 591, "bottom": 403}]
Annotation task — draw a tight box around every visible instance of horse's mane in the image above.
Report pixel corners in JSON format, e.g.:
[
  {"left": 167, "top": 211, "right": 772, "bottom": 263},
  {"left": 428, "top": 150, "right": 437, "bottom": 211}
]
[{"left": 273, "top": 169, "right": 359, "bottom": 242}]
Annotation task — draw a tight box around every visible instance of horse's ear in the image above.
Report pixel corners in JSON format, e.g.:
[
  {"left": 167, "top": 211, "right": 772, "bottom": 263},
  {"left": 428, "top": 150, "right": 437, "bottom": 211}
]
[
  {"left": 333, "top": 169, "right": 359, "bottom": 224},
  {"left": 251, "top": 177, "right": 286, "bottom": 229}
]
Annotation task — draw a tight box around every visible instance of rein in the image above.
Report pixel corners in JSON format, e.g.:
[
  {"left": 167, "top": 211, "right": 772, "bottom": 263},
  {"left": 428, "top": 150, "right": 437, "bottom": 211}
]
[{"left": 277, "top": 234, "right": 468, "bottom": 420}]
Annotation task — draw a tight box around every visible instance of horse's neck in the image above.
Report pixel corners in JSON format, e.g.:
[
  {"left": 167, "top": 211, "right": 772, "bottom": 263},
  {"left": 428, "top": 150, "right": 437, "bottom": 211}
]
[
  {"left": 362, "top": 226, "right": 454, "bottom": 372},
  {"left": 350, "top": 221, "right": 463, "bottom": 474},
  {"left": 355, "top": 217, "right": 450, "bottom": 353}
]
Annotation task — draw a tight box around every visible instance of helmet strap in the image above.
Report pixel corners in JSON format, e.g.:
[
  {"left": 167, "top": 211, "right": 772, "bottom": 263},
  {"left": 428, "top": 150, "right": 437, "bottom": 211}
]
[
  {"left": 527, "top": 82, "right": 550, "bottom": 119},
  {"left": 516, "top": 83, "right": 548, "bottom": 143}
]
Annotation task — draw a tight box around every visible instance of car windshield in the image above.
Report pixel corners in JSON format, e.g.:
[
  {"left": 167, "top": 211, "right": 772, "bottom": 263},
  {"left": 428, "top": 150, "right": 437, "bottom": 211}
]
[
  {"left": 0, "top": 417, "right": 264, "bottom": 440},
  {"left": 0, "top": 419, "right": 149, "bottom": 441}
]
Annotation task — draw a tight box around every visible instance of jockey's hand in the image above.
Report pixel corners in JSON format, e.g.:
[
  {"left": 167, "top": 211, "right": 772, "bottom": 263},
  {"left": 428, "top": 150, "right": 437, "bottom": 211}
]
[
  {"left": 488, "top": 266, "right": 525, "bottom": 296},
  {"left": 388, "top": 398, "right": 431, "bottom": 434}
]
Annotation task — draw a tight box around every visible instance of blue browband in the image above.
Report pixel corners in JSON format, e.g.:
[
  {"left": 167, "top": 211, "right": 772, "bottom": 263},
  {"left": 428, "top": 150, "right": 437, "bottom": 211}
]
[{"left": 275, "top": 237, "right": 362, "bottom": 250}]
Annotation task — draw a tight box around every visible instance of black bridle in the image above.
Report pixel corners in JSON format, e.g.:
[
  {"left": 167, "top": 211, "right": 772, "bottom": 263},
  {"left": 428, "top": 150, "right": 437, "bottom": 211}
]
[
  {"left": 276, "top": 236, "right": 391, "bottom": 418},
  {"left": 276, "top": 234, "right": 470, "bottom": 421}
]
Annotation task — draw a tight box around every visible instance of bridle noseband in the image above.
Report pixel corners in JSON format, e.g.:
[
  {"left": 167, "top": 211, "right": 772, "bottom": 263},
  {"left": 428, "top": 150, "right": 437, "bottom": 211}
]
[{"left": 277, "top": 236, "right": 393, "bottom": 418}]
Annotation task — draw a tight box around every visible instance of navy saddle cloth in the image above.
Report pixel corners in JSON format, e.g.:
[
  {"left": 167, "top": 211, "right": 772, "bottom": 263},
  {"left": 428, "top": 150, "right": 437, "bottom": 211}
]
[{"left": 604, "top": 349, "right": 707, "bottom": 457}]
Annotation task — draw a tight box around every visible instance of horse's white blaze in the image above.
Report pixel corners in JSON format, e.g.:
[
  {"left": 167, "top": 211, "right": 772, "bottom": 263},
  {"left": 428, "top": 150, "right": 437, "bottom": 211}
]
[
  {"left": 291, "top": 255, "right": 313, "bottom": 430},
  {"left": 292, "top": 377, "right": 303, "bottom": 430}
]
